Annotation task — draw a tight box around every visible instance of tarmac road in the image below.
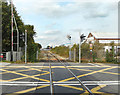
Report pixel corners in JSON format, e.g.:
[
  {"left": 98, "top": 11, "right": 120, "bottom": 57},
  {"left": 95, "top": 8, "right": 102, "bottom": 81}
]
[{"left": 0, "top": 62, "right": 120, "bottom": 95}]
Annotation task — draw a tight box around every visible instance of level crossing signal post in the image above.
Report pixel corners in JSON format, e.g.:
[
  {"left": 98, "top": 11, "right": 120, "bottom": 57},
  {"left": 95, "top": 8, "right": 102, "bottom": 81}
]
[
  {"left": 79, "top": 33, "right": 86, "bottom": 64},
  {"left": 67, "top": 35, "right": 72, "bottom": 61}
]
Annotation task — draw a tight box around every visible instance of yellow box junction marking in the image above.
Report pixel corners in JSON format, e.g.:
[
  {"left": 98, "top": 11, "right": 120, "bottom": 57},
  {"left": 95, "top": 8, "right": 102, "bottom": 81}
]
[
  {"left": 0, "top": 69, "right": 50, "bottom": 82},
  {"left": 0, "top": 65, "right": 119, "bottom": 94},
  {"left": 68, "top": 67, "right": 120, "bottom": 75},
  {"left": 58, "top": 85, "right": 83, "bottom": 91},
  {"left": 80, "top": 85, "right": 107, "bottom": 95},
  {"left": 58, "top": 66, "right": 117, "bottom": 82},
  {"left": 6, "top": 85, "right": 49, "bottom": 95}
]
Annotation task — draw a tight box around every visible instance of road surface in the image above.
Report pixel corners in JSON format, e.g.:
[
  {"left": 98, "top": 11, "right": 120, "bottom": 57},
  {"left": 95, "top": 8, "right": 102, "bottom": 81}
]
[{"left": 0, "top": 62, "right": 119, "bottom": 95}]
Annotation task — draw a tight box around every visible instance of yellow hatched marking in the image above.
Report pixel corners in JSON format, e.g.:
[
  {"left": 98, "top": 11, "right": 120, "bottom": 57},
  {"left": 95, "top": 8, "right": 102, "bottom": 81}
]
[
  {"left": 102, "top": 71, "right": 120, "bottom": 75},
  {"left": 0, "top": 72, "right": 50, "bottom": 82},
  {"left": 80, "top": 85, "right": 107, "bottom": 95},
  {"left": 58, "top": 85, "right": 83, "bottom": 91},
  {"left": 1, "top": 66, "right": 117, "bottom": 68},
  {"left": 23, "top": 66, "right": 49, "bottom": 73},
  {"left": 95, "top": 63, "right": 109, "bottom": 66},
  {"left": 0, "top": 69, "right": 49, "bottom": 82},
  {"left": 6, "top": 85, "right": 49, "bottom": 95},
  {"left": 58, "top": 66, "right": 117, "bottom": 82},
  {"left": 91, "top": 85, "right": 106, "bottom": 93},
  {"left": 69, "top": 67, "right": 93, "bottom": 72},
  {"left": 0, "top": 66, "right": 49, "bottom": 74},
  {"left": 0, "top": 79, "right": 9, "bottom": 82},
  {"left": 69, "top": 67, "right": 119, "bottom": 75}
]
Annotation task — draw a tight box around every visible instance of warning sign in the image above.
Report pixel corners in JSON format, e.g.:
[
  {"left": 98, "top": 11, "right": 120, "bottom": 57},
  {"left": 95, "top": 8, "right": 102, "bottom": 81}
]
[{"left": 90, "top": 44, "right": 92, "bottom": 50}]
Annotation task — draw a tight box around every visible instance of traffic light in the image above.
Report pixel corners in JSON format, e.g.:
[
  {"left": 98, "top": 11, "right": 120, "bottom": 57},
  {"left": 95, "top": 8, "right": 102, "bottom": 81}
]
[
  {"left": 80, "top": 34, "right": 86, "bottom": 42},
  {"left": 67, "top": 35, "right": 71, "bottom": 40},
  {"left": 20, "top": 33, "right": 25, "bottom": 42}
]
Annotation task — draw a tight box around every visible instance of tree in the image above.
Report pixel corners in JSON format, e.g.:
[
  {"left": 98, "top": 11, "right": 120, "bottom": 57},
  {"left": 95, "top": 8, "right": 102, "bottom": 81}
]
[
  {"left": 2, "top": 2, "right": 25, "bottom": 52},
  {"left": 92, "top": 41, "right": 104, "bottom": 62},
  {"left": 2, "top": 1, "right": 42, "bottom": 62}
]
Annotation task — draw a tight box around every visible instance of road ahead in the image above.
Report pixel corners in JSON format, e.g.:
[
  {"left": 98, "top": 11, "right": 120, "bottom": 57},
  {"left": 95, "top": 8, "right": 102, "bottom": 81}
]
[{"left": 0, "top": 62, "right": 119, "bottom": 95}]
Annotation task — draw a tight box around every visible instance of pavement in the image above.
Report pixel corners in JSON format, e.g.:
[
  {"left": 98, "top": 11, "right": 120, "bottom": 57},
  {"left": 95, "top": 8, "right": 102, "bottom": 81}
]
[
  {"left": 0, "top": 62, "right": 120, "bottom": 95},
  {"left": 0, "top": 62, "right": 11, "bottom": 66}
]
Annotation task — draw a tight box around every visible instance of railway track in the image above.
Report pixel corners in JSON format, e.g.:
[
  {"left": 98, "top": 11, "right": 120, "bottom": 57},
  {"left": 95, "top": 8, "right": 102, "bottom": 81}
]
[{"left": 44, "top": 51, "right": 94, "bottom": 95}]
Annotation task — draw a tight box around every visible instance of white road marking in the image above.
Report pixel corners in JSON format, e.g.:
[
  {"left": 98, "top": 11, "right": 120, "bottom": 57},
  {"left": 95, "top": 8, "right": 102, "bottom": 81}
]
[
  {"left": 87, "top": 63, "right": 100, "bottom": 67},
  {"left": 0, "top": 83, "right": 119, "bottom": 86},
  {"left": 0, "top": 81, "right": 119, "bottom": 86}
]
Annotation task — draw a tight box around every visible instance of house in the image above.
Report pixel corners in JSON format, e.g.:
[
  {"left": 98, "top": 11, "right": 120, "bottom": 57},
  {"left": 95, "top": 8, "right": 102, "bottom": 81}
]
[{"left": 86, "top": 32, "right": 120, "bottom": 57}]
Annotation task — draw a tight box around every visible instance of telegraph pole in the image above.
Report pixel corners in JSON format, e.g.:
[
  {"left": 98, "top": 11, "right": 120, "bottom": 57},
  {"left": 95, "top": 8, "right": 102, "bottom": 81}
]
[
  {"left": 11, "top": 0, "right": 14, "bottom": 61},
  {"left": 25, "top": 30, "right": 27, "bottom": 64}
]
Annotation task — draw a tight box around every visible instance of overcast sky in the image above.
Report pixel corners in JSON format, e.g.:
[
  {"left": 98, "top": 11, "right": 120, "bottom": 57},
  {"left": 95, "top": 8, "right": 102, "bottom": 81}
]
[{"left": 12, "top": 0, "right": 118, "bottom": 48}]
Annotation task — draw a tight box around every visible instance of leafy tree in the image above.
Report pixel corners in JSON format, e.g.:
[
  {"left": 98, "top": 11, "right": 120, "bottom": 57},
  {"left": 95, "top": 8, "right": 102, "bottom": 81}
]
[
  {"left": 2, "top": 1, "right": 42, "bottom": 62},
  {"left": 51, "top": 46, "right": 69, "bottom": 57},
  {"left": 2, "top": 2, "right": 25, "bottom": 52},
  {"left": 92, "top": 41, "right": 104, "bottom": 62}
]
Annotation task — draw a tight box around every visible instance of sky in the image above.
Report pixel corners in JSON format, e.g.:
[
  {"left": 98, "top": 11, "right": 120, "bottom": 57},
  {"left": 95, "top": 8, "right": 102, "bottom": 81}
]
[{"left": 12, "top": 0, "right": 118, "bottom": 48}]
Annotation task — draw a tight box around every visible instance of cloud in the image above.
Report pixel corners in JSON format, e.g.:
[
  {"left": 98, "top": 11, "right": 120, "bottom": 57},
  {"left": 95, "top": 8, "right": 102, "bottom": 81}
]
[
  {"left": 71, "top": 28, "right": 83, "bottom": 32},
  {"left": 34, "top": 34, "right": 66, "bottom": 48},
  {"left": 34, "top": 36, "right": 47, "bottom": 41},
  {"left": 12, "top": 0, "right": 118, "bottom": 47},
  {"left": 46, "top": 22, "right": 57, "bottom": 28},
  {"left": 44, "top": 30, "right": 61, "bottom": 35},
  {"left": 13, "top": 0, "right": 117, "bottom": 19}
]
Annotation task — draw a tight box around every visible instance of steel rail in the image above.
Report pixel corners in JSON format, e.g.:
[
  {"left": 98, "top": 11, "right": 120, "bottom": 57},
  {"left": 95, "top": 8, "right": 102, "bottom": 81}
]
[
  {"left": 47, "top": 53, "right": 54, "bottom": 95},
  {"left": 49, "top": 52, "right": 94, "bottom": 95},
  {"left": 35, "top": 62, "right": 46, "bottom": 91}
]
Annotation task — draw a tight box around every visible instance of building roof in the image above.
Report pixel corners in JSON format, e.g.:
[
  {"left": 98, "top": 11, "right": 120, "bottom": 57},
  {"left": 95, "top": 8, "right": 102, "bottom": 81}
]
[
  {"left": 87, "top": 32, "right": 120, "bottom": 43},
  {"left": 90, "top": 32, "right": 119, "bottom": 39}
]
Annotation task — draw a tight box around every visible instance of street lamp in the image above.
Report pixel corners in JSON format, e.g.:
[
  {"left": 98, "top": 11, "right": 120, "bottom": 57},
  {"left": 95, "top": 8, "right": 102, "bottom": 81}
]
[{"left": 67, "top": 35, "right": 72, "bottom": 60}]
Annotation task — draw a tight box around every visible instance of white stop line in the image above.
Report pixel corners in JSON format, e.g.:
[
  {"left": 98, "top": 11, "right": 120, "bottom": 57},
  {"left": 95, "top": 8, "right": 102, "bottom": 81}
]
[{"left": 0, "top": 81, "right": 119, "bottom": 86}]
